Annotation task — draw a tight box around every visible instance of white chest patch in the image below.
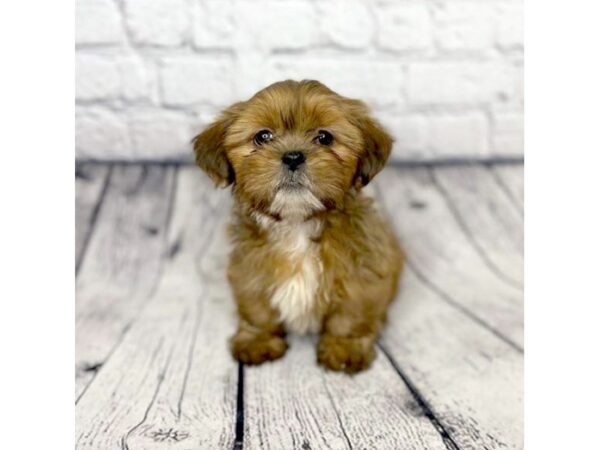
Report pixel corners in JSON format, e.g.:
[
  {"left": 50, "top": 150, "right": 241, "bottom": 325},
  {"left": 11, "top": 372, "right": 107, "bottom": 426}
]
[
  {"left": 270, "top": 223, "right": 322, "bottom": 334},
  {"left": 254, "top": 190, "right": 325, "bottom": 334}
]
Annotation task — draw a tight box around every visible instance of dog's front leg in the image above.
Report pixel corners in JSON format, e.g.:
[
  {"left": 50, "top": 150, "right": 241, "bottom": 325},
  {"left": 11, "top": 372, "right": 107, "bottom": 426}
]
[
  {"left": 317, "top": 308, "right": 380, "bottom": 374},
  {"left": 229, "top": 291, "right": 288, "bottom": 365}
]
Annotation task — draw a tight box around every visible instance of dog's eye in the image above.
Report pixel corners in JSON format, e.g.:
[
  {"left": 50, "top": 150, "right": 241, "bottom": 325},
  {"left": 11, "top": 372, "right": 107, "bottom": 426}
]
[
  {"left": 253, "top": 129, "right": 273, "bottom": 146},
  {"left": 315, "top": 130, "right": 334, "bottom": 146}
]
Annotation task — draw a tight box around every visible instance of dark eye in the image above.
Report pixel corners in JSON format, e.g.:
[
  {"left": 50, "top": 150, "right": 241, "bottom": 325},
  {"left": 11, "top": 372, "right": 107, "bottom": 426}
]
[
  {"left": 253, "top": 129, "right": 273, "bottom": 146},
  {"left": 315, "top": 130, "right": 333, "bottom": 146}
]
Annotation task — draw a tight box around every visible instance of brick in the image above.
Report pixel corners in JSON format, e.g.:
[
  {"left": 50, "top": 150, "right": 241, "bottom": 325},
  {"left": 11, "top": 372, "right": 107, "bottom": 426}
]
[
  {"left": 378, "top": 115, "right": 429, "bottom": 160},
  {"left": 269, "top": 59, "right": 404, "bottom": 108},
  {"left": 375, "top": 3, "right": 432, "bottom": 53},
  {"left": 73, "top": 1, "right": 524, "bottom": 162},
  {"left": 124, "top": 0, "right": 188, "bottom": 46},
  {"left": 234, "top": 0, "right": 319, "bottom": 51},
  {"left": 76, "top": 108, "right": 129, "bottom": 159},
  {"left": 407, "top": 62, "right": 520, "bottom": 106},
  {"left": 193, "top": 0, "right": 235, "bottom": 49},
  {"left": 76, "top": 55, "right": 120, "bottom": 101},
  {"left": 495, "top": 62, "right": 523, "bottom": 107},
  {"left": 428, "top": 113, "right": 489, "bottom": 157},
  {"left": 159, "top": 57, "right": 234, "bottom": 106},
  {"left": 76, "top": 0, "right": 124, "bottom": 45},
  {"left": 433, "top": 3, "right": 494, "bottom": 52},
  {"left": 495, "top": 3, "right": 523, "bottom": 50},
  {"left": 317, "top": 0, "right": 374, "bottom": 49},
  {"left": 491, "top": 113, "right": 523, "bottom": 155},
  {"left": 117, "top": 56, "right": 154, "bottom": 102},
  {"left": 128, "top": 110, "right": 193, "bottom": 159}
]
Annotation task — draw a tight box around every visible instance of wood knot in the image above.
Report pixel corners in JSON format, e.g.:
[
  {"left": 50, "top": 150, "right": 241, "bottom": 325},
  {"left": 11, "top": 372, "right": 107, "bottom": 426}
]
[
  {"left": 409, "top": 200, "right": 427, "bottom": 210},
  {"left": 148, "top": 428, "right": 190, "bottom": 442}
]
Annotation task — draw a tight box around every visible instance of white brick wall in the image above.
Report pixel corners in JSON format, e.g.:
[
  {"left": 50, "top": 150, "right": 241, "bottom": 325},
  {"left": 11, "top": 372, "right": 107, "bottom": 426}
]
[{"left": 76, "top": 0, "right": 523, "bottom": 162}]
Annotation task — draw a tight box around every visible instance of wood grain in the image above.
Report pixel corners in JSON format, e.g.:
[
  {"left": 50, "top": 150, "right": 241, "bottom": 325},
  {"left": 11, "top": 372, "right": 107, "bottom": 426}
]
[
  {"left": 319, "top": 343, "right": 450, "bottom": 450},
  {"left": 244, "top": 335, "right": 448, "bottom": 450},
  {"left": 75, "top": 165, "right": 175, "bottom": 399},
  {"left": 491, "top": 164, "right": 524, "bottom": 214},
  {"left": 75, "top": 164, "right": 111, "bottom": 271},
  {"left": 76, "top": 167, "right": 239, "bottom": 449},
  {"left": 374, "top": 167, "right": 523, "bottom": 349},
  {"left": 431, "top": 165, "right": 523, "bottom": 287},
  {"left": 381, "top": 267, "right": 523, "bottom": 450},
  {"left": 74, "top": 162, "right": 525, "bottom": 449},
  {"left": 374, "top": 166, "right": 523, "bottom": 449}
]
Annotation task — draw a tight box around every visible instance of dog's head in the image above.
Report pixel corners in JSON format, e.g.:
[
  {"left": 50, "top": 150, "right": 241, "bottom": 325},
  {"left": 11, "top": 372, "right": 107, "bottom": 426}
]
[{"left": 193, "top": 80, "right": 393, "bottom": 220}]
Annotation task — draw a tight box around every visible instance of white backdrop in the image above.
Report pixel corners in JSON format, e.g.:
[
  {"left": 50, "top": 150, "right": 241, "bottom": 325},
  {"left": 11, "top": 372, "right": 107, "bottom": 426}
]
[{"left": 75, "top": 0, "right": 523, "bottom": 162}]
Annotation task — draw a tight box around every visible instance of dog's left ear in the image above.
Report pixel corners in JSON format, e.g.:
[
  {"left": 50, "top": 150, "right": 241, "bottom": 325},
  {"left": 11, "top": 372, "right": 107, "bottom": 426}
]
[{"left": 349, "top": 102, "right": 394, "bottom": 189}]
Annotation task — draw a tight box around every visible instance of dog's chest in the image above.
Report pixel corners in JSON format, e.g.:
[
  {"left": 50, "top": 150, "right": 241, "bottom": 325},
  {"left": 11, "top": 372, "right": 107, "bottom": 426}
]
[{"left": 267, "top": 220, "right": 324, "bottom": 334}]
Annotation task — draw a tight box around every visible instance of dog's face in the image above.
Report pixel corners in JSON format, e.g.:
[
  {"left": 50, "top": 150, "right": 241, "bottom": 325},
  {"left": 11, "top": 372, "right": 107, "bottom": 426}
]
[{"left": 193, "top": 80, "right": 393, "bottom": 219}]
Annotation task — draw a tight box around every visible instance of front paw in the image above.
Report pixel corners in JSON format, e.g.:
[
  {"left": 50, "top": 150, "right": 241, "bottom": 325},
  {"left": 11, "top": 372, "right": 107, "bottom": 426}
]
[
  {"left": 230, "top": 330, "right": 288, "bottom": 365},
  {"left": 317, "top": 334, "right": 375, "bottom": 374}
]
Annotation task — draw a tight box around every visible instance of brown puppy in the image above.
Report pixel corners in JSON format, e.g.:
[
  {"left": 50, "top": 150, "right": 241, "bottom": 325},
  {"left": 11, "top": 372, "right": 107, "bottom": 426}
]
[{"left": 193, "top": 80, "right": 403, "bottom": 373}]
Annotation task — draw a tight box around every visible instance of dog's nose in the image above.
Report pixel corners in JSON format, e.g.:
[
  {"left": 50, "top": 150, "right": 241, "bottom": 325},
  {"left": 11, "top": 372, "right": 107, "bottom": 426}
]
[{"left": 281, "top": 151, "right": 306, "bottom": 171}]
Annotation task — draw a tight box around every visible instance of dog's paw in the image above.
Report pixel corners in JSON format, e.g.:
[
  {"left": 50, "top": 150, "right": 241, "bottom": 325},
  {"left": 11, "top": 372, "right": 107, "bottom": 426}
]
[
  {"left": 317, "top": 334, "right": 375, "bottom": 374},
  {"left": 231, "top": 331, "right": 288, "bottom": 365}
]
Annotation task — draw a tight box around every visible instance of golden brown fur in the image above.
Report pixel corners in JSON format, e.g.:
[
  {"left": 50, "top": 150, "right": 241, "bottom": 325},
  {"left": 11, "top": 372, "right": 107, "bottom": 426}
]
[{"left": 193, "top": 80, "right": 403, "bottom": 373}]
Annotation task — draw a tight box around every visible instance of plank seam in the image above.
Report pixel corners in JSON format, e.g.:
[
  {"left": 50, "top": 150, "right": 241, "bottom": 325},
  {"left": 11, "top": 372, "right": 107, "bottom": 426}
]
[
  {"left": 75, "top": 164, "right": 113, "bottom": 274},
  {"left": 162, "top": 165, "right": 180, "bottom": 253},
  {"left": 321, "top": 373, "right": 354, "bottom": 450},
  {"left": 121, "top": 337, "right": 174, "bottom": 450},
  {"left": 75, "top": 321, "right": 132, "bottom": 405},
  {"left": 377, "top": 342, "right": 461, "bottom": 450},
  {"left": 406, "top": 259, "right": 524, "bottom": 353},
  {"left": 177, "top": 295, "right": 203, "bottom": 418},
  {"left": 75, "top": 166, "right": 180, "bottom": 403},
  {"left": 75, "top": 258, "right": 170, "bottom": 403},
  {"left": 233, "top": 363, "right": 245, "bottom": 450},
  {"left": 428, "top": 167, "right": 523, "bottom": 290},
  {"left": 370, "top": 180, "right": 523, "bottom": 353},
  {"left": 127, "top": 164, "right": 149, "bottom": 195},
  {"left": 487, "top": 165, "right": 524, "bottom": 217},
  {"left": 75, "top": 336, "right": 165, "bottom": 447}
]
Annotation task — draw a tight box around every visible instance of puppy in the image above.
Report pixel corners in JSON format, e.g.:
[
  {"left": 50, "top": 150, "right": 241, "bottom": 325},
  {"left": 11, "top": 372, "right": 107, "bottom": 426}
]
[{"left": 193, "top": 80, "right": 403, "bottom": 373}]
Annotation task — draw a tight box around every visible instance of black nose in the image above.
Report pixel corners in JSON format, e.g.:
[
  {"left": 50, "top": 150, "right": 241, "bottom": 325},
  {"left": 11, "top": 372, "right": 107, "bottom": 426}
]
[{"left": 281, "top": 151, "right": 305, "bottom": 171}]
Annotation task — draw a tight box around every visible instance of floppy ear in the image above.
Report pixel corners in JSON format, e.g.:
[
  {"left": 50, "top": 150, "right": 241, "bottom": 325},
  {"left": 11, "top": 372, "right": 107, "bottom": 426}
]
[
  {"left": 192, "top": 104, "right": 243, "bottom": 187},
  {"left": 351, "top": 106, "right": 393, "bottom": 189}
]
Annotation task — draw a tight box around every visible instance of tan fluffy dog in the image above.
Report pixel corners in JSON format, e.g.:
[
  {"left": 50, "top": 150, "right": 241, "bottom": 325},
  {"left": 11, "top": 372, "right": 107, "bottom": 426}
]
[{"left": 193, "top": 80, "right": 403, "bottom": 373}]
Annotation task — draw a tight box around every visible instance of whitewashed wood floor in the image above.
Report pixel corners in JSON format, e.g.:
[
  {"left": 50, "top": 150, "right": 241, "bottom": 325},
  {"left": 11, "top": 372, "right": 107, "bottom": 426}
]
[{"left": 75, "top": 162, "right": 523, "bottom": 450}]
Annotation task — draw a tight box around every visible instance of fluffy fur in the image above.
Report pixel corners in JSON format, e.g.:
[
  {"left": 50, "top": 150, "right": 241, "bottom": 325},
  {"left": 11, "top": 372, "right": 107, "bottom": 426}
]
[{"left": 193, "top": 80, "right": 403, "bottom": 373}]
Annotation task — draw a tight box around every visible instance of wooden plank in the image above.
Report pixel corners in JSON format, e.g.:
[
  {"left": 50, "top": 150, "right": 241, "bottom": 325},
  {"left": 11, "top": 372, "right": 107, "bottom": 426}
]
[
  {"left": 431, "top": 165, "right": 523, "bottom": 287},
  {"left": 75, "top": 165, "right": 175, "bottom": 399},
  {"left": 374, "top": 167, "right": 523, "bottom": 348},
  {"left": 318, "top": 345, "right": 451, "bottom": 450},
  {"left": 76, "top": 167, "right": 238, "bottom": 449},
  {"left": 75, "top": 164, "right": 110, "bottom": 271},
  {"left": 381, "top": 267, "right": 523, "bottom": 450},
  {"left": 491, "top": 164, "right": 524, "bottom": 214},
  {"left": 375, "top": 166, "right": 523, "bottom": 448},
  {"left": 244, "top": 336, "right": 448, "bottom": 450}
]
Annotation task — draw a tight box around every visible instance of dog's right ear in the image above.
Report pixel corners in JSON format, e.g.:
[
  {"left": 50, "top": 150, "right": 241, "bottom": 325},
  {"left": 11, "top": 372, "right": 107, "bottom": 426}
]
[{"left": 192, "top": 103, "right": 243, "bottom": 187}]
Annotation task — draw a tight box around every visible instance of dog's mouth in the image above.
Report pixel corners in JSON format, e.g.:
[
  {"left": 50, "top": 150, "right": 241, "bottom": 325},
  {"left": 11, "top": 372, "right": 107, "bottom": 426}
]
[
  {"left": 269, "top": 171, "right": 325, "bottom": 219},
  {"left": 275, "top": 169, "right": 308, "bottom": 191}
]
